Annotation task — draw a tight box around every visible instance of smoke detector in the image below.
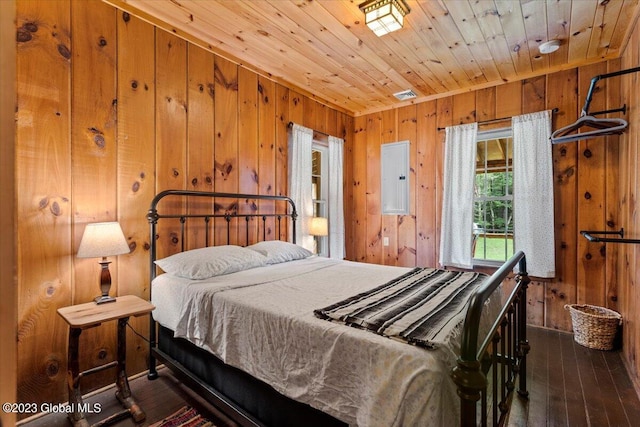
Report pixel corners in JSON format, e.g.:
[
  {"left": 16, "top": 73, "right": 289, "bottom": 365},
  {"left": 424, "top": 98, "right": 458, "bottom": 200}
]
[
  {"left": 393, "top": 89, "right": 417, "bottom": 101},
  {"left": 539, "top": 39, "right": 561, "bottom": 54}
]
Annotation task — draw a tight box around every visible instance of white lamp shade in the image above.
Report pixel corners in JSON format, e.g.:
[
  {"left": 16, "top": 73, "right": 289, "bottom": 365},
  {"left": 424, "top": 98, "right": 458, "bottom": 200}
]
[
  {"left": 309, "top": 217, "right": 328, "bottom": 237},
  {"left": 77, "top": 222, "right": 130, "bottom": 258}
]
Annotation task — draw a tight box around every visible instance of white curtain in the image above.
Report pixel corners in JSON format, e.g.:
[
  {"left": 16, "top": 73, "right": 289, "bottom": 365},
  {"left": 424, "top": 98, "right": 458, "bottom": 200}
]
[
  {"left": 328, "top": 135, "right": 345, "bottom": 259},
  {"left": 512, "top": 110, "right": 555, "bottom": 278},
  {"left": 439, "top": 123, "right": 478, "bottom": 269},
  {"left": 288, "top": 124, "right": 315, "bottom": 252}
]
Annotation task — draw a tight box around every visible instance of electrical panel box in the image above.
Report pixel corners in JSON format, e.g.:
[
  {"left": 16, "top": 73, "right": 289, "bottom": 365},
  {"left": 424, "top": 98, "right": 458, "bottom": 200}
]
[{"left": 381, "top": 140, "right": 410, "bottom": 215}]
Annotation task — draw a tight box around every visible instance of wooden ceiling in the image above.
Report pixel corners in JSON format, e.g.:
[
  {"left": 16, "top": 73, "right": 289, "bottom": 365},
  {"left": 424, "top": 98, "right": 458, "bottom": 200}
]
[{"left": 106, "top": 0, "right": 640, "bottom": 116}]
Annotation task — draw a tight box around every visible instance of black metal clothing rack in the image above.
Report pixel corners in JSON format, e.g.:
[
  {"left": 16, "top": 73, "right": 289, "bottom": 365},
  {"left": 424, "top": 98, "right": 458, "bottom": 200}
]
[
  {"left": 580, "top": 67, "right": 640, "bottom": 117},
  {"left": 580, "top": 228, "right": 640, "bottom": 244}
]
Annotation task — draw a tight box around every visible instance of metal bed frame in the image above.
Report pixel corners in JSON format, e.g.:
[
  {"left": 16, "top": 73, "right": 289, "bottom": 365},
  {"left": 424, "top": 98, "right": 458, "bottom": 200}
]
[{"left": 146, "top": 190, "right": 530, "bottom": 427}]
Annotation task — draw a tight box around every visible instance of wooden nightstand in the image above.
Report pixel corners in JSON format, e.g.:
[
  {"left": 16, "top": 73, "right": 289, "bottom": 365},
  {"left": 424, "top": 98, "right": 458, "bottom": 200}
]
[{"left": 57, "top": 295, "right": 155, "bottom": 427}]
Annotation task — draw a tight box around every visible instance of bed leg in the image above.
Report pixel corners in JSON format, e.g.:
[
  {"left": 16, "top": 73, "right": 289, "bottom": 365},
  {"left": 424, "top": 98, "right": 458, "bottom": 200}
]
[
  {"left": 148, "top": 318, "right": 158, "bottom": 380},
  {"left": 517, "top": 272, "right": 530, "bottom": 398},
  {"left": 452, "top": 359, "right": 486, "bottom": 427},
  {"left": 517, "top": 341, "right": 529, "bottom": 398},
  {"left": 148, "top": 356, "right": 158, "bottom": 380}
]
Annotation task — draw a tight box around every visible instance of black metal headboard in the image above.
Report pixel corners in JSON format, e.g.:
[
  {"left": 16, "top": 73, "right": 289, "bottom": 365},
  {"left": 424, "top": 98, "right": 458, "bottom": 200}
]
[
  {"left": 146, "top": 190, "right": 297, "bottom": 379},
  {"left": 147, "top": 189, "right": 298, "bottom": 279}
]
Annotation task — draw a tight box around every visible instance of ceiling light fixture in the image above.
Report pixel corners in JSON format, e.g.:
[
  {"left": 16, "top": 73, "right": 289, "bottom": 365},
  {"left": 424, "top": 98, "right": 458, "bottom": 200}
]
[
  {"left": 539, "top": 39, "right": 561, "bottom": 54},
  {"left": 359, "top": 0, "right": 410, "bottom": 37}
]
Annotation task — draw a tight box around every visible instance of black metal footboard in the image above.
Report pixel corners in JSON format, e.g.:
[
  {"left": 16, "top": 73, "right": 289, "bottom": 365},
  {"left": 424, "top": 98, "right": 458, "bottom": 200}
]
[{"left": 452, "top": 251, "right": 530, "bottom": 427}]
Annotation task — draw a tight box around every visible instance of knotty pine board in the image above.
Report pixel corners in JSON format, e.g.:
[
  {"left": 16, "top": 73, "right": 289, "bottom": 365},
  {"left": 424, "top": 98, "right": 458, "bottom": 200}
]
[
  {"left": 340, "top": 113, "right": 355, "bottom": 255},
  {"left": 496, "top": 81, "right": 523, "bottom": 119},
  {"left": 452, "top": 91, "right": 476, "bottom": 125},
  {"left": 577, "top": 62, "right": 609, "bottom": 306},
  {"left": 619, "top": 30, "right": 639, "bottom": 381},
  {"left": 287, "top": 89, "right": 306, "bottom": 242},
  {"left": 435, "top": 96, "right": 452, "bottom": 269},
  {"left": 287, "top": 89, "right": 304, "bottom": 125},
  {"left": 186, "top": 44, "right": 215, "bottom": 249},
  {"left": 522, "top": 75, "right": 546, "bottom": 114},
  {"left": 415, "top": 100, "right": 438, "bottom": 267},
  {"left": 381, "top": 108, "right": 399, "bottom": 266},
  {"left": 352, "top": 115, "right": 368, "bottom": 262},
  {"left": 365, "top": 113, "right": 383, "bottom": 265},
  {"left": 71, "top": 0, "right": 117, "bottom": 302},
  {"left": 397, "top": 105, "right": 417, "bottom": 268},
  {"left": 522, "top": 76, "right": 548, "bottom": 326},
  {"left": 237, "top": 66, "right": 259, "bottom": 245},
  {"left": 258, "top": 76, "right": 276, "bottom": 242},
  {"left": 604, "top": 59, "right": 622, "bottom": 314},
  {"left": 547, "top": 68, "right": 579, "bottom": 332},
  {"left": 475, "top": 86, "right": 497, "bottom": 124},
  {"left": 16, "top": 0, "right": 72, "bottom": 412},
  {"left": 275, "top": 84, "right": 290, "bottom": 241},
  {"left": 213, "top": 56, "right": 239, "bottom": 245},
  {"left": 303, "top": 96, "right": 327, "bottom": 135},
  {"left": 155, "top": 29, "right": 187, "bottom": 259},
  {"left": 70, "top": 0, "right": 119, "bottom": 389},
  {"left": 115, "top": 10, "right": 156, "bottom": 377},
  {"left": 0, "top": 0, "right": 17, "bottom": 423}
]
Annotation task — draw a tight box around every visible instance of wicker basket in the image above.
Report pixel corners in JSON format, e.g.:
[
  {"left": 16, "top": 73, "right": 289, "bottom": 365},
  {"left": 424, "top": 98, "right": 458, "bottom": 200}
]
[{"left": 564, "top": 304, "right": 622, "bottom": 350}]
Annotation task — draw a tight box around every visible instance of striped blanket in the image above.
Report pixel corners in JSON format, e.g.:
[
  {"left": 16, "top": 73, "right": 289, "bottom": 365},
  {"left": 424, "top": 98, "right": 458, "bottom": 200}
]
[{"left": 314, "top": 268, "right": 487, "bottom": 349}]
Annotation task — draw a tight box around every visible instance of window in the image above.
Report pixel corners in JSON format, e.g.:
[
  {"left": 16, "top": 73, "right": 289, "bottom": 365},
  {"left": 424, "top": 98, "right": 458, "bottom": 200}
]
[
  {"left": 312, "top": 144, "right": 328, "bottom": 256},
  {"left": 473, "top": 128, "right": 514, "bottom": 265}
]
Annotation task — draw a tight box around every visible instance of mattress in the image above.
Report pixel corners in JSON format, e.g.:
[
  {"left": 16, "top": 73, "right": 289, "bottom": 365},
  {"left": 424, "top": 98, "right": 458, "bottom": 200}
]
[{"left": 151, "top": 256, "right": 499, "bottom": 427}]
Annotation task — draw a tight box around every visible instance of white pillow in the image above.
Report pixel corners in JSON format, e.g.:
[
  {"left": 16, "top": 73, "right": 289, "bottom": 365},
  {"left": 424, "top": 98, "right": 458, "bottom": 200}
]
[
  {"left": 155, "top": 245, "right": 267, "bottom": 279},
  {"left": 247, "top": 240, "right": 312, "bottom": 264}
]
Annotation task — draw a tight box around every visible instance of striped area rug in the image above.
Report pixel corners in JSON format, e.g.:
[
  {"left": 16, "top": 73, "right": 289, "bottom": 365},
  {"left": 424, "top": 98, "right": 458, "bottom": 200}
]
[{"left": 150, "top": 406, "right": 215, "bottom": 427}]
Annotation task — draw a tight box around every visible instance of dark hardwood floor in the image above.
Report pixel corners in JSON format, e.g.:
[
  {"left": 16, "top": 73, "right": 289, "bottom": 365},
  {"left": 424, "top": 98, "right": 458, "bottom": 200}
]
[
  {"left": 509, "top": 326, "right": 640, "bottom": 427},
  {"left": 19, "top": 326, "right": 640, "bottom": 427},
  {"left": 18, "top": 366, "right": 237, "bottom": 427}
]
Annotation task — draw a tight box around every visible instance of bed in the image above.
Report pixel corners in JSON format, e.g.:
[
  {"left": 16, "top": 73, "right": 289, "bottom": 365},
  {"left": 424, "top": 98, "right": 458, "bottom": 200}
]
[{"left": 146, "top": 190, "right": 531, "bottom": 427}]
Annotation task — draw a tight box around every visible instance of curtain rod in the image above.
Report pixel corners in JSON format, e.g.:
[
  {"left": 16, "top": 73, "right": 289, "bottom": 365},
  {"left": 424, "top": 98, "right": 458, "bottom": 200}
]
[
  {"left": 287, "top": 121, "right": 330, "bottom": 137},
  {"left": 436, "top": 108, "right": 559, "bottom": 131}
]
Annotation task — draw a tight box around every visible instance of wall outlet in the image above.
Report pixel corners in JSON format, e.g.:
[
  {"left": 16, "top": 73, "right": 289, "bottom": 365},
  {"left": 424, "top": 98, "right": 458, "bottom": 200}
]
[{"left": 383, "top": 236, "right": 389, "bottom": 246}]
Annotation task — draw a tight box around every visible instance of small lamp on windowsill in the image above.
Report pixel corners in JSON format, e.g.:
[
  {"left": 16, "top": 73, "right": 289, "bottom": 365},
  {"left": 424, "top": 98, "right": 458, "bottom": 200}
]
[
  {"left": 309, "top": 217, "right": 328, "bottom": 255},
  {"left": 77, "top": 222, "right": 130, "bottom": 304}
]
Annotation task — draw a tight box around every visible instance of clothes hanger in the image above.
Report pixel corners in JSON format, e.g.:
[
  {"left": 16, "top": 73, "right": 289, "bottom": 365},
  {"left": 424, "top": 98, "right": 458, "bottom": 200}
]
[{"left": 550, "top": 114, "right": 628, "bottom": 144}]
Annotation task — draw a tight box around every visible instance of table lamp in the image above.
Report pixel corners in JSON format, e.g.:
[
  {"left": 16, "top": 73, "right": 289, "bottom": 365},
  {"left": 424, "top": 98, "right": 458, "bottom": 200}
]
[
  {"left": 309, "top": 217, "right": 328, "bottom": 255},
  {"left": 77, "top": 221, "right": 130, "bottom": 304},
  {"left": 309, "top": 217, "right": 328, "bottom": 237}
]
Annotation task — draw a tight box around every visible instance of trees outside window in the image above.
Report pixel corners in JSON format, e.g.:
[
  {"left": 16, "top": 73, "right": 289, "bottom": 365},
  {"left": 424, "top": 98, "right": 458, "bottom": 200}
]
[{"left": 473, "top": 128, "right": 514, "bottom": 263}]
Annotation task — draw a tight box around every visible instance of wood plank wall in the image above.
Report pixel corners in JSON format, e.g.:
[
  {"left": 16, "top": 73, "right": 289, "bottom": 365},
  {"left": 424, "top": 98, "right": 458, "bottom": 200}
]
[
  {"left": 1, "top": 1, "right": 17, "bottom": 426},
  {"left": 14, "top": 0, "right": 351, "bottom": 413},
  {"left": 12, "top": 0, "right": 640, "bottom": 413},
  {"left": 346, "top": 62, "right": 624, "bottom": 333},
  {"left": 619, "top": 18, "right": 640, "bottom": 392}
]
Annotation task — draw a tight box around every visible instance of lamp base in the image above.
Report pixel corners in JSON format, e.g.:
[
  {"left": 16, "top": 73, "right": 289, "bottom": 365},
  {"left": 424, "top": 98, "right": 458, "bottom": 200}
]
[{"left": 94, "top": 295, "right": 117, "bottom": 304}]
